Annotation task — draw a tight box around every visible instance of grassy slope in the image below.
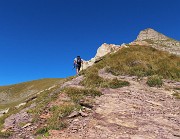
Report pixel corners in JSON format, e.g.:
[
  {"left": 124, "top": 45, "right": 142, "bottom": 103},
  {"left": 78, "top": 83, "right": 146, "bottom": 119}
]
[
  {"left": 0, "top": 44, "right": 180, "bottom": 137},
  {"left": 81, "top": 45, "right": 180, "bottom": 87},
  {"left": 0, "top": 78, "right": 64, "bottom": 109},
  {"left": 34, "top": 44, "right": 180, "bottom": 137},
  {"left": 1, "top": 44, "right": 179, "bottom": 109}
]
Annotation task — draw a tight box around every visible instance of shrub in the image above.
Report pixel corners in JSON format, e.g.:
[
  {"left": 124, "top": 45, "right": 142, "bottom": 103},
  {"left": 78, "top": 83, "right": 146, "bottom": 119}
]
[
  {"left": 36, "top": 127, "right": 49, "bottom": 135},
  {"left": 172, "top": 92, "right": 180, "bottom": 99},
  {"left": 102, "top": 78, "right": 130, "bottom": 89},
  {"left": 0, "top": 131, "right": 12, "bottom": 138},
  {"left": 146, "top": 75, "right": 163, "bottom": 87},
  {"left": 64, "top": 87, "right": 102, "bottom": 103},
  {"left": 80, "top": 70, "right": 105, "bottom": 88},
  {"left": 174, "top": 87, "right": 180, "bottom": 90}
]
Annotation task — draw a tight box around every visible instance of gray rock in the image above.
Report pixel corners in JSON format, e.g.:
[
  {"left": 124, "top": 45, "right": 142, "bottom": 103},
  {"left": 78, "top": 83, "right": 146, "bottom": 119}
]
[
  {"left": 137, "top": 28, "right": 169, "bottom": 41},
  {"left": 68, "top": 111, "right": 80, "bottom": 118},
  {"left": 79, "top": 110, "right": 88, "bottom": 117},
  {"left": 0, "top": 108, "right": 9, "bottom": 115}
]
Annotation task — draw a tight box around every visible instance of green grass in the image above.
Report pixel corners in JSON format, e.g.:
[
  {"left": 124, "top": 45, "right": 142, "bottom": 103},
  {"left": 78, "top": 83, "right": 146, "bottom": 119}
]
[
  {"left": 80, "top": 72, "right": 105, "bottom": 88},
  {"left": 174, "top": 87, "right": 180, "bottom": 90},
  {"left": 106, "top": 46, "right": 180, "bottom": 79},
  {"left": 80, "top": 45, "right": 179, "bottom": 88},
  {"left": 0, "top": 131, "right": 12, "bottom": 138},
  {"left": 172, "top": 92, "right": 180, "bottom": 99},
  {"left": 0, "top": 78, "right": 67, "bottom": 133},
  {"left": 85, "top": 45, "right": 179, "bottom": 79},
  {"left": 63, "top": 87, "right": 102, "bottom": 103},
  {"left": 146, "top": 75, "right": 163, "bottom": 87},
  {"left": 80, "top": 68, "right": 129, "bottom": 88},
  {"left": 0, "top": 44, "right": 179, "bottom": 137},
  {"left": 0, "top": 100, "right": 33, "bottom": 130},
  {"left": 0, "top": 78, "right": 64, "bottom": 108},
  {"left": 46, "top": 104, "right": 74, "bottom": 130},
  {"left": 29, "top": 86, "right": 62, "bottom": 122},
  {"left": 36, "top": 127, "right": 49, "bottom": 135},
  {"left": 34, "top": 87, "right": 101, "bottom": 136},
  {"left": 102, "top": 78, "right": 130, "bottom": 89}
]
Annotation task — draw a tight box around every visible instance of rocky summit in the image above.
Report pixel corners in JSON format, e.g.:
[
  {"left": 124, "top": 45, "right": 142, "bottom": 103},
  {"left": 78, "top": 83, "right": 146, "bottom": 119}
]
[
  {"left": 136, "top": 28, "right": 169, "bottom": 41},
  {"left": 83, "top": 43, "right": 120, "bottom": 69},
  {"left": 0, "top": 28, "right": 179, "bottom": 139},
  {"left": 134, "top": 28, "right": 180, "bottom": 55},
  {"left": 83, "top": 28, "right": 180, "bottom": 70}
]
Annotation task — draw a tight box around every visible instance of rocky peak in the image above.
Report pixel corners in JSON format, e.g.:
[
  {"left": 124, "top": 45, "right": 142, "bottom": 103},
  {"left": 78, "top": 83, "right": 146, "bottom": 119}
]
[
  {"left": 95, "top": 43, "right": 120, "bottom": 58},
  {"left": 83, "top": 43, "right": 120, "bottom": 70},
  {"left": 135, "top": 28, "right": 180, "bottom": 56},
  {"left": 83, "top": 28, "right": 180, "bottom": 70},
  {"left": 136, "top": 28, "right": 169, "bottom": 41}
]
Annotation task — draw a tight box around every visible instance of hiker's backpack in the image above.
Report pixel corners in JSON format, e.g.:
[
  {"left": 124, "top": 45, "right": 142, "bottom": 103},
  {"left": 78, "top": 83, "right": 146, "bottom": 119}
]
[{"left": 77, "top": 57, "right": 82, "bottom": 65}]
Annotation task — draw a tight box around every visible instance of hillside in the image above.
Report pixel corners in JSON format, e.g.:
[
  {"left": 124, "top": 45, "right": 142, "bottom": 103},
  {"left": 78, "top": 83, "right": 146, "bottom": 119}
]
[
  {"left": 0, "top": 28, "right": 180, "bottom": 139},
  {"left": 0, "top": 78, "right": 65, "bottom": 114},
  {"left": 83, "top": 28, "right": 180, "bottom": 70}
]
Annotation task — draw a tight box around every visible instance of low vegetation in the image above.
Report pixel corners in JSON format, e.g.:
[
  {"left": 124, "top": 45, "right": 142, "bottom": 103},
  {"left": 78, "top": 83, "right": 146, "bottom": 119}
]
[
  {"left": 35, "top": 104, "right": 74, "bottom": 135},
  {"left": 0, "top": 44, "right": 179, "bottom": 138},
  {"left": 106, "top": 45, "right": 180, "bottom": 79},
  {"left": 146, "top": 75, "right": 163, "bottom": 87},
  {"left": 0, "top": 78, "right": 64, "bottom": 109},
  {"left": 102, "top": 78, "right": 130, "bottom": 89},
  {"left": 34, "top": 87, "right": 101, "bottom": 136},
  {"left": 81, "top": 45, "right": 180, "bottom": 88},
  {"left": 172, "top": 92, "right": 180, "bottom": 99},
  {"left": 0, "top": 131, "right": 12, "bottom": 138},
  {"left": 63, "top": 87, "right": 102, "bottom": 103},
  {"left": 0, "top": 79, "right": 67, "bottom": 137},
  {"left": 81, "top": 73, "right": 129, "bottom": 88}
]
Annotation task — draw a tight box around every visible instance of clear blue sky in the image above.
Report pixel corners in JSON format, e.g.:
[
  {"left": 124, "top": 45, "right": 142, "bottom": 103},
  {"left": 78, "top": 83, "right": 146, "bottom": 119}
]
[{"left": 0, "top": 0, "right": 180, "bottom": 85}]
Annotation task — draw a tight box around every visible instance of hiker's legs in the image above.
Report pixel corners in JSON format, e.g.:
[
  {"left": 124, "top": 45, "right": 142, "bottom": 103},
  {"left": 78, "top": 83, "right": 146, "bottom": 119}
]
[
  {"left": 76, "top": 68, "right": 79, "bottom": 75},
  {"left": 76, "top": 65, "right": 81, "bottom": 75}
]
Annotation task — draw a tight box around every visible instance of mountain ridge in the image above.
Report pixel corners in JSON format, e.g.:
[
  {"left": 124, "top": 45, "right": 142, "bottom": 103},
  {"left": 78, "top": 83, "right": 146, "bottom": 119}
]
[{"left": 83, "top": 28, "right": 180, "bottom": 70}]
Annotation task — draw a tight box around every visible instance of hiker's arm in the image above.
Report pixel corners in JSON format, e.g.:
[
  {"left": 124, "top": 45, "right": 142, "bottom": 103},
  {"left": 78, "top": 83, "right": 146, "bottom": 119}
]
[{"left": 74, "top": 60, "right": 76, "bottom": 64}]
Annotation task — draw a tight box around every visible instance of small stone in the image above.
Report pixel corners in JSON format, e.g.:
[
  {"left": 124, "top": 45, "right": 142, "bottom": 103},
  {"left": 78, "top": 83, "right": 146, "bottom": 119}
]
[
  {"left": 1, "top": 128, "right": 7, "bottom": 132},
  {"left": 68, "top": 111, "right": 79, "bottom": 118},
  {"left": 15, "top": 102, "right": 26, "bottom": 109},
  {"left": 79, "top": 110, "right": 88, "bottom": 117},
  {"left": 73, "top": 119, "right": 79, "bottom": 122},
  {"left": 22, "top": 123, "right": 32, "bottom": 128},
  {"left": 0, "top": 108, "right": 9, "bottom": 115}
]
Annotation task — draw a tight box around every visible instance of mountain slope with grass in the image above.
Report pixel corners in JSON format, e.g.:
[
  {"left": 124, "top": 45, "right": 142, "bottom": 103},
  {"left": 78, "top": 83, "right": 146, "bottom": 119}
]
[
  {"left": 0, "top": 78, "right": 65, "bottom": 109},
  {"left": 0, "top": 28, "right": 180, "bottom": 139},
  {"left": 83, "top": 28, "right": 180, "bottom": 70}
]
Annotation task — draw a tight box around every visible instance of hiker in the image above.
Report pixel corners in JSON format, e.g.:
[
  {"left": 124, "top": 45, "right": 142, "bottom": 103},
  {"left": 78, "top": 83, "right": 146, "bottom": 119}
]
[{"left": 74, "top": 56, "right": 83, "bottom": 75}]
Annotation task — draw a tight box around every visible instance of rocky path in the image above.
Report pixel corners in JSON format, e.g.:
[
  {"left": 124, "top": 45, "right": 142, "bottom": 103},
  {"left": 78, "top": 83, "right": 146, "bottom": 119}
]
[
  {"left": 1, "top": 76, "right": 85, "bottom": 139},
  {"left": 46, "top": 71, "right": 180, "bottom": 139},
  {"left": 2, "top": 73, "right": 180, "bottom": 139}
]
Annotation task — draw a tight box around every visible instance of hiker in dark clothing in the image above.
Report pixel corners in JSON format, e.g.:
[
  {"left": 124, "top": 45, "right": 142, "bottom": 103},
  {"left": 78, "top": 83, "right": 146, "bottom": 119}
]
[{"left": 74, "top": 56, "right": 83, "bottom": 75}]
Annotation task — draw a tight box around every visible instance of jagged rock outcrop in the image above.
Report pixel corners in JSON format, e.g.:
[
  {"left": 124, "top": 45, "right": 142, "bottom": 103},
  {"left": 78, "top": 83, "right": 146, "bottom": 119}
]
[
  {"left": 95, "top": 43, "right": 120, "bottom": 58},
  {"left": 132, "top": 28, "right": 180, "bottom": 55},
  {"left": 83, "top": 43, "right": 121, "bottom": 69},
  {"left": 0, "top": 108, "right": 9, "bottom": 117},
  {"left": 136, "top": 28, "right": 169, "bottom": 41},
  {"left": 82, "top": 28, "right": 180, "bottom": 71}
]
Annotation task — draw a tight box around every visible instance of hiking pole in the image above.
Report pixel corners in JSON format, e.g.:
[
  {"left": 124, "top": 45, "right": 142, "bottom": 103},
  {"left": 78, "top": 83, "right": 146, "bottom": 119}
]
[{"left": 72, "top": 63, "right": 75, "bottom": 70}]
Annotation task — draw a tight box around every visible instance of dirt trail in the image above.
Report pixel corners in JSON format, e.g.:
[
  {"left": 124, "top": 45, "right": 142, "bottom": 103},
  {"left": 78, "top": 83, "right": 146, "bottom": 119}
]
[
  {"left": 46, "top": 71, "right": 180, "bottom": 139},
  {"left": 3, "top": 72, "right": 179, "bottom": 139}
]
